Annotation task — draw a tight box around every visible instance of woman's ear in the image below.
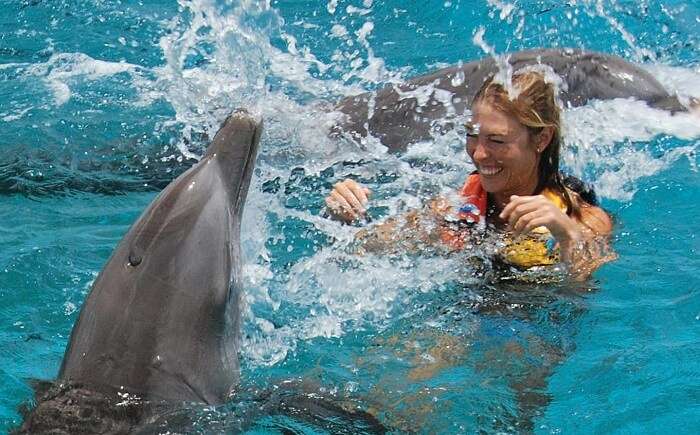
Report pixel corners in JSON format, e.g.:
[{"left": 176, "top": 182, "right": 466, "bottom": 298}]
[{"left": 536, "top": 126, "right": 554, "bottom": 152}]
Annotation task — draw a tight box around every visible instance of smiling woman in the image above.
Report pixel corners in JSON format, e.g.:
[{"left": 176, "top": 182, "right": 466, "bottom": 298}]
[{"left": 325, "top": 71, "right": 615, "bottom": 278}]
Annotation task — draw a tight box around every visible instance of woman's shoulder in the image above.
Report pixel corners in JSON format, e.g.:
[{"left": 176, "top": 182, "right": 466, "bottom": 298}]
[
  {"left": 561, "top": 174, "right": 612, "bottom": 236},
  {"left": 578, "top": 203, "right": 613, "bottom": 235}
]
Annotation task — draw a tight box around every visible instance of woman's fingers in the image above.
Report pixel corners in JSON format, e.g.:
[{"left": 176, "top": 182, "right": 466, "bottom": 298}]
[
  {"left": 511, "top": 210, "right": 540, "bottom": 236},
  {"left": 324, "top": 179, "right": 372, "bottom": 223},
  {"left": 500, "top": 195, "right": 534, "bottom": 221},
  {"left": 502, "top": 194, "right": 582, "bottom": 243},
  {"left": 510, "top": 204, "right": 577, "bottom": 242},
  {"left": 501, "top": 195, "right": 545, "bottom": 227},
  {"left": 357, "top": 186, "right": 371, "bottom": 204},
  {"left": 327, "top": 190, "right": 352, "bottom": 212},
  {"left": 504, "top": 195, "right": 564, "bottom": 237},
  {"left": 506, "top": 201, "right": 541, "bottom": 229},
  {"left": 325, "top": 194, "right": 357, "bottom": 222},
  {"left": 512, "top": 214, "right": 549, "bottom": 238},
  {"left": 347, "top": 180, "right": 371, "bottom": 205},
  {"left": 335, "top": 181, "right": 366, "bottom": 213}
]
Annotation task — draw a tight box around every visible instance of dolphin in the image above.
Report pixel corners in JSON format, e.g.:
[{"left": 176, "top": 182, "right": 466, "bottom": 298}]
[
  {"left": 332, "top": 48, "right": 689, "bottom": 152},
  {"left": 16, "top": 109, "right": 391, "bottom": 434},
  {"left": 56, "top": 109, "right": 261, "bottom": 404}
]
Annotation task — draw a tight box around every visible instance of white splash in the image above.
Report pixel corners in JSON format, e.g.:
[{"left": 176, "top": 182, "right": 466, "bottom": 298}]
[
  {"left": 643, "top": 63, "right": 700, "bottom": 108},
  {"left": 472, "top": 26, "right": 514, "bottom": 98},
  {"left": 563, "top": 99, "right": 700, "bottom": 200},
  {"left": 327, "top": 0, "right": 339, "bottom": 14},
  {"left": 487, "top": 0, "right": 516, "bottom": 21},
  {"left": 1, "top": 107, "right": 32, "bottom": 122},
  {"left": 21, "top": 52, "right": 139, "bottom": 106}
]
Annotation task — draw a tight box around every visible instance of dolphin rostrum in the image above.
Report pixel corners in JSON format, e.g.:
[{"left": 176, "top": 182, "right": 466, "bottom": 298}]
[
  {"left": 333, "top": 48, "right": 688, "bottom": 152},
  {"left": 57, "top": 110, "right": 261, "bottom": 405}
]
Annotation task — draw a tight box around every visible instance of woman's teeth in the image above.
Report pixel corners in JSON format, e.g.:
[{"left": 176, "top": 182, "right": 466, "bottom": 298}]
[{"left": 479, "top": 167, "right": 503, "bottom": 176}]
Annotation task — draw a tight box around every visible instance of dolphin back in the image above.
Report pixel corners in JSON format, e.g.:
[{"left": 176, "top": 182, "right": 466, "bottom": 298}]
[
  {"left": 333, "top": 48, "right": 684, "bottom": 152},
  {"left": 59, "top": 112, "right": 261, "bottom": 405}
]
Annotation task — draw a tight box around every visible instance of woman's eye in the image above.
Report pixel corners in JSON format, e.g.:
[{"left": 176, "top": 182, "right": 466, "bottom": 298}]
[
  {"left": 488, "top": 138, "right": 505, "bottom": 144},
  {"left": 466, "top": 133, "right": 478, "bottom": 139}
]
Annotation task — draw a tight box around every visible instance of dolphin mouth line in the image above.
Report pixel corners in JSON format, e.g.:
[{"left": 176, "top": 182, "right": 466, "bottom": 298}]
[{"left": 233, "top": 120, "right": 260, "bottom": 213}]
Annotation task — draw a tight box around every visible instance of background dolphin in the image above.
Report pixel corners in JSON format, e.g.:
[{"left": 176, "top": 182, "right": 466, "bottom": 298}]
[
  {"left": 333, "top": 48, "right": 689, "bottom": 152},
  {"left": 57, "top": 110, "right": 261, "bottom": 405}
]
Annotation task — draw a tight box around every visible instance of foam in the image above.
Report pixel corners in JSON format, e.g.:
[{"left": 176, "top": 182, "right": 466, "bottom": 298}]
[
  {"left": 1, "top": 107, "right": 31, "bottom": 122},
  {"left": 23, "top": 53, "right": 139, "bottom": 106},
  {"left": 642, "top": 63, "right": 700, "bottom": 106}
]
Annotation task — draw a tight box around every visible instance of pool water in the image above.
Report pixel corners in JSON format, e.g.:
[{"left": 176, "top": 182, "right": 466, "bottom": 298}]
[{"left": 1, "top": 0, "right": 699, "bottom": 433}]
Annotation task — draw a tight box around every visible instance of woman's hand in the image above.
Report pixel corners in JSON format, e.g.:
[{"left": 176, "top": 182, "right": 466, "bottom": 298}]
[
  {"left": 499, "top": 194, "right": 581, "bottom": 244},
  {"left": 325, "top": 179, "right": 371, "bottom": 223}
]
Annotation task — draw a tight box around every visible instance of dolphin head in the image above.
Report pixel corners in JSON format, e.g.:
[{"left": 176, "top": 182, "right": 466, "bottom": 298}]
[{"left": 57, "top": 109, "right": 263, "bottom": 405}]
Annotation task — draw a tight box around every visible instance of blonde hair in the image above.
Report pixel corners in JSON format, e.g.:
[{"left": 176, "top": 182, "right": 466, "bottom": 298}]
[{"left": 473, "top": 71, "right": 582, "bottom": 217}]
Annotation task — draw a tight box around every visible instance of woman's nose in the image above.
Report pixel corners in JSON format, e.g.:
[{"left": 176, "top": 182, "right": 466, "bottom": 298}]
[{"left": 470, "top": 140, "right": 489, "bottom": 161}]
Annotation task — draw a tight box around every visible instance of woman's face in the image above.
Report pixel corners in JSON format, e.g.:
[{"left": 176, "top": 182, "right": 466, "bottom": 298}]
[{"left": 466, "top": 101, "right": 541, "bottom": 198}]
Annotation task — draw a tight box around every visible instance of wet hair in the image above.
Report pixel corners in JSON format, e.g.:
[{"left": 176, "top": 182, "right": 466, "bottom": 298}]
[
  {"left": 563, "top": 174, "right": 598, "bottom": 206},
  {"left": 472, "top": 71, "right": 590, "bottom": 217}
]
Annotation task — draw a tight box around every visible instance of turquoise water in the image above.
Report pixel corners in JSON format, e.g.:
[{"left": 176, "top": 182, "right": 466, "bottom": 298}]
[{"left": 1, "top": 0, "right": 699, "bottom": 433}]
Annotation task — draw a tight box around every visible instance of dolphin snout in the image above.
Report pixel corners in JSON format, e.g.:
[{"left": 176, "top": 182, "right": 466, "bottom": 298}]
[
  {"left": 225, "top": 109, "right": 260, "bottom": 137},
  {"left": 205, "top": 109, "right": 262, "bottom": 161}
]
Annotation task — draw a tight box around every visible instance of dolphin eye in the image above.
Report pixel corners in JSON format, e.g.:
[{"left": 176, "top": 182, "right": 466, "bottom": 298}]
[{"left": 128, "top": 253, "right": 142, "bottom": 267}]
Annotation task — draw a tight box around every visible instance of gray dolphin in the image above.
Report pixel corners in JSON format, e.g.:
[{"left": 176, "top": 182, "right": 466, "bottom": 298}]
[
  {"left": 333, "top": 48, "right": 687, "bottom": 152},
  {"left": 57, "top": 110, "right": 261, "bottom": 404},
  {"left": 16, "top": 110, "right": 390, "bottom": 434}
]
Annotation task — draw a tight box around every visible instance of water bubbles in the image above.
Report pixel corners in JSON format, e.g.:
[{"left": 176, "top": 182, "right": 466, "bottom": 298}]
[
  {"left": 63, "top": 302, "right": 77, "bottom": 316},
  {"left": 346, "top": 5, "right": 372, "bottom": 16},
  {"left": 327, "top": 0, "right": 339, "bottom": 15},
  {"left": 345, "top": 380, "right": 359, "bottom": 392},
  {"left": 472, "top": 27, "right": 491, "bottom": 56},
  {"left": 486, "top": 0, "right": 516, "bottom": 21},
  {"left": 330, "top": 24, "right": 348, "bottom": 38}
]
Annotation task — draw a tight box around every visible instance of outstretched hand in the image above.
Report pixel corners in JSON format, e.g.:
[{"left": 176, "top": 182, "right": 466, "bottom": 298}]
[
  {"left": 499, "top": 194, "right": 581, "bottom": 244},
  {"left": 325, "top": 179, "right": 371, "bottom": 223}
]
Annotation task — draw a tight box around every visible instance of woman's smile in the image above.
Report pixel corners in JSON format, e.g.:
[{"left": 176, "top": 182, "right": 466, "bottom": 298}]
[{"left": 477, "top": 165, "right": 503, "bottom": 176}]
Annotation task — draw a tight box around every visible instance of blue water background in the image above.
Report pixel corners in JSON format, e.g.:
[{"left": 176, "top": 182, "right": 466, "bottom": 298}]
[{"left": 1, "top": 0, "right": 699, "bottom": 433}]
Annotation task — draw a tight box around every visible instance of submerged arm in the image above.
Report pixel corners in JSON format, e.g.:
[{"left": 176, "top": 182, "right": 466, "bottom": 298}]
[
  {"left": 353, "top": 198, "right": 456, "bottom": 255},
  {"left": 560, "top": 204, "right": 617, "bottom": 279},
  {"left": 324, "top": 179, "right": 458, "bottom": 255}
]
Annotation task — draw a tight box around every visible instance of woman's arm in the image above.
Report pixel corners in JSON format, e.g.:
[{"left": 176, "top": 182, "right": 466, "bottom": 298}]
[
  {"left": 561, "top": 204, "right": 617, "bottom": 279},
  {"left": 324, "top": 179, "right": 458, "bottom": 254},
  {"left": 355, "top": 197, "right": 464, "bottom": 254}
]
